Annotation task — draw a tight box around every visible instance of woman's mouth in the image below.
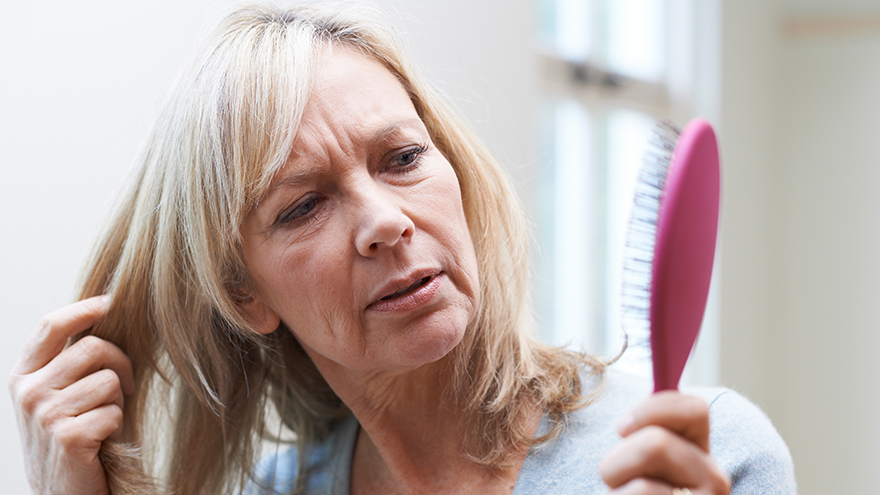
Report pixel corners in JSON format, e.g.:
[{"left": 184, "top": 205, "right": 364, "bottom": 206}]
[
  {"left": 368, "top": 271, "right": 443, "bottom": 313},
  {"left": 380, "top": 276, "right": 431, "bottom": 301}
]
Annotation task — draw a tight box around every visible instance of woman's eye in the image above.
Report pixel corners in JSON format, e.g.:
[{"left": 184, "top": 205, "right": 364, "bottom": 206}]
[
  {"left": 277, "top": 195, "right": 322, "bottom": 225},
  {"left": 388, "top": 144, "right": 428, "bottom": 173}
]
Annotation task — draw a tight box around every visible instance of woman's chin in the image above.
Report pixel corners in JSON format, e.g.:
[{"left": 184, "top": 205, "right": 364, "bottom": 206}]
[
  {"left": 364, "top": 285, "right": 471, "bottom": 363},
  {"left": 390, "top": 310, "right": 471, "bottom": 369}
]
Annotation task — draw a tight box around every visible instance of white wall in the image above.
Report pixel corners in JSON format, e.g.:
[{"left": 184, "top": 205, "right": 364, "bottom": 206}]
[
  {"left": 720, "top": 0, "right": 880, "bottom": 492},
  {"left": 7, "top": 0, "right": 879, "bottom": 493},
  {"left": 0, "top": 1, "right": 535, "bottom": 492}
]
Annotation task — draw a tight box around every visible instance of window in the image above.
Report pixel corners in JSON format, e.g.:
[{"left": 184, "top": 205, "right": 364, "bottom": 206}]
[{"left": 534, "top": 0, "right": 718, "bottom": 382}]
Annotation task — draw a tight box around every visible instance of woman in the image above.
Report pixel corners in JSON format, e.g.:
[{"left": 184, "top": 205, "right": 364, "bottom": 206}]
[{"left": 8, "top": 3, "right": 795, "bottom": 494}]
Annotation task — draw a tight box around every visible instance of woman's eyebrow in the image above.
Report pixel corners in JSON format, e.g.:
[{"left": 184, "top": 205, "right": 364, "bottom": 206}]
[
  {"left": 265, "top": 118, "right": 427, "bottom": 198},
  {"left": 269, "top": 169, "right": 319, "bottom": 193},
  {"left": 260, "top": 117, "right": 427, "bottom": 207},
  {"left": 369, "top": 118, "right": 426, "bottom": 145}
]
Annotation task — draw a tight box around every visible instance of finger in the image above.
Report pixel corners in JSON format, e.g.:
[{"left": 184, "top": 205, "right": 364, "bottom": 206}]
[
  {"left": 76, "top": 403, "right": 125, "bottom": 443},
  {"left": 619, "top": 391, "right": 710, "bottom": 451},
  {"left": 600, "top": 425, "right": 710, "bottom": 489},
  {"left": 608, "top": 477, "right": 673, "bottom": 495},
  {"left": 38, "top": 335, "right": 134, "bottom": 396},
  {"left": 14, "top": 295, "right": 111, "bottom": 375},
  {"left": 57, "top": 403, "right": 126, "bottom": 458},
  {"left": 45, "top": 369, "right": 126, "bottom": 420}
]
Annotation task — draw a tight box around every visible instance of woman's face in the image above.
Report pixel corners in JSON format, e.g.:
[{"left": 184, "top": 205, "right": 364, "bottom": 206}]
[{"left": 240, "top": 47, "right": 480, "bottom": 374}]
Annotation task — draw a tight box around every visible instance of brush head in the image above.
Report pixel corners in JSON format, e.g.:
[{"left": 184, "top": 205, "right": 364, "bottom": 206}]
[{"left": 650, "top": 118, "right": 720, "bottom": 391}]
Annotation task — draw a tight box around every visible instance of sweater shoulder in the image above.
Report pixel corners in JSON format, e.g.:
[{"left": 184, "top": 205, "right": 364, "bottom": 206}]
[{"left": 514, "top": 369, "right": 796, "bottom": 494}]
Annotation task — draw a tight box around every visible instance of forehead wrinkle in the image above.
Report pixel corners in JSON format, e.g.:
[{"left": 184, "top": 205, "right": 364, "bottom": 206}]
[
  {"left": 259, "top": 118, "right": 345, "bottom": 203},
  {"left": 371, "top": 118, "right": 428, "bottom": 146},
  {"left": 264, "top": 115, "right": 427, "bottom": 201},
  {"left": 307, "top": 63, "right": 425, "bottom": 147},
  {"left": 259, "top": 49, "right": 426, "bottom": 206}
]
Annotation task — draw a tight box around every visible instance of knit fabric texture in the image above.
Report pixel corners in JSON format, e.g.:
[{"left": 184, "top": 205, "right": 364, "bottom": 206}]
[{"left": 249, "top": 370, "right": 797, "bottom": 494}]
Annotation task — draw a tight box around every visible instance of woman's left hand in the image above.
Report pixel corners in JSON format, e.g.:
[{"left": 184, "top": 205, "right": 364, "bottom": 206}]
[{"left": 598, "top": 391, "right": 732, "bottom": 494}]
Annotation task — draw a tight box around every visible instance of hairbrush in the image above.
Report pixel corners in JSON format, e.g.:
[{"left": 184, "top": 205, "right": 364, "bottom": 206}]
[{"left": 621, "top": 118, "right": 721, "bottom": 392}]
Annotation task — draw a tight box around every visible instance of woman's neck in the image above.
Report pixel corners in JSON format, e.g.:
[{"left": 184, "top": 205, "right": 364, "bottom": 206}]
[{"left": 304, "top": 351, "right": 539, "bottom": 495}]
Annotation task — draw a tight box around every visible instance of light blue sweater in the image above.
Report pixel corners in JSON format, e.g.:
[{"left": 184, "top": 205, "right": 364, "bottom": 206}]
[{"left": 251, "top": 371, "right": 796, "bottom": 494}]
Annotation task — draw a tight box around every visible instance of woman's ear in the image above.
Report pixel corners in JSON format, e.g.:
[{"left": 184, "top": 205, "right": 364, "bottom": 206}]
[{"left": 230, "top": 287, "right": 281, "bottom": 335}]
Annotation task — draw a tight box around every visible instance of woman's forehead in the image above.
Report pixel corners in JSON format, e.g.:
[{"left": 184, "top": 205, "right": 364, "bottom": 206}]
[
  {"left": 260, "top": 48, "right": 429, "bottom": 192},
  {"left": 270, "top": 118, "right": 428, "bottom": 190},
  {"left": 306, "top": 47, "right": 415, "bottom": 124}
]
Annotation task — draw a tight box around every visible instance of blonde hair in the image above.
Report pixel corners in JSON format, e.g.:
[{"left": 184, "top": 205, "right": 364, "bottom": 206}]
[{"left": 78, "top": 3, "right": 606, "bottom": 494}]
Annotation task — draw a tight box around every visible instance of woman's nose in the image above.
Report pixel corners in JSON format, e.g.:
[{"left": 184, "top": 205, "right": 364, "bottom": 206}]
[{"left": 354, "top": 188, "right": 415, "bottom": 257}]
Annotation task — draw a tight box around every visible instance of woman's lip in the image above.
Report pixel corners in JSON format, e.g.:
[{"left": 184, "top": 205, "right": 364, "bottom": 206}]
[
  {"left": 368, "top": 271, "right": 443, "bottom": 312},
  {"left": 370, "top": 269, "right": 441, "bottom": 302},
  {"left": 379, "top": 276, "right": 431, "bottom": 301}
]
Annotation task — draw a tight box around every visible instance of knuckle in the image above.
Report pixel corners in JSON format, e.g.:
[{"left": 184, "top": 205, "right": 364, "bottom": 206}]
[
  {"left": 628, "top": 478, "right": 654, "bottom": 492},
  {"left": 682, "top": 395, "right": 710, "bottom": 418},
  {"left": 712, "top": 470, "right": 733, "bottom": 494},
  {"left": 29, "top": 316, "right": 58, "bottom": 348},
  {"left": 106, "top": 404, "right": 124, "bottom": 425},
  {"left": 640, "top": 425, "right": 670, "bottom": 456},
  {"left": 13, "top": 379, "right": 43, "bottom": 414},
  {"left": 96, "top": 368, "right": 122, "bottom": 391},
  {"left": 76, "top": 335, "right": 106, "bottom": 360},
  {"left": 7, "top": 371, "right": 22, "bottom": 397},
  {"left": 7, "top": 368, "right": 21, "bottom": 388},
  {"left": 53, "top": 421, "right": 79, "bottom": 448},
  {"left": 34, "top": 316, "right": 54, "bottom": 337},
  {"left": 634, "top": 426, "right": 678, "bottom": 467},
  {"left": 92, "top": 405, "right": 124, "bottom": 442},
  {"left": 35, "top": 400, "right": 64, "bottom": 431}
]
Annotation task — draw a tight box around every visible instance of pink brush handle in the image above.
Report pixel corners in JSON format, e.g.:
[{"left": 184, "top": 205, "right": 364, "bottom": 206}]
[{"left": 651, "top": 118, "right": 720, "bottom": 392}]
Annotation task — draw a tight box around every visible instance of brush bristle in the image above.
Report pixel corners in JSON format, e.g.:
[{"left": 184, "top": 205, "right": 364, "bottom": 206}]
[{"left": 619, "top": 120, "right": 681, "bottom": 358}]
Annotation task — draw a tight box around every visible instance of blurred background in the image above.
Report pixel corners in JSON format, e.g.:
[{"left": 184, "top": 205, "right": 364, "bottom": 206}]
[{"left": 2, "top": 0, "right": 878, "bottom": 492}]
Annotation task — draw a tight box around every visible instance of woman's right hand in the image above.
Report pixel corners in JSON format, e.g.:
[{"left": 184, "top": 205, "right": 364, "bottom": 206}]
[{"left": 8, "top": 295, "right": 134, "bottom": 495}]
